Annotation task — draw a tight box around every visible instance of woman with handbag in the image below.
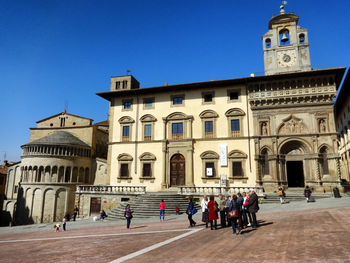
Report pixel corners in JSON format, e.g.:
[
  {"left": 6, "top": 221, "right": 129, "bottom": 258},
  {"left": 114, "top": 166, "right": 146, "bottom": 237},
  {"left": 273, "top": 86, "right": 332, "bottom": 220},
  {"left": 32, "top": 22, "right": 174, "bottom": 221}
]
[
  {"left": 125, "top": 204, "right": 133, "bottom": 230},
  {"left": 228, "top": 195, "right": 242, "bottom": 235},
  {"left": 207, "top": 195, "right": 218, "bottom": 230},
  {"left": 186, "top": 198, "right": 197, "bottom": 227}
]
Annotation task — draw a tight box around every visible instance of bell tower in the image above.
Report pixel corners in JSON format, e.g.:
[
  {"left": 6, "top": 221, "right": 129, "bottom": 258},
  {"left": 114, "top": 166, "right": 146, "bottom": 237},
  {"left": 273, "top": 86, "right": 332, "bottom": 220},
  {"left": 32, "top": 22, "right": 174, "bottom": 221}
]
[{"left": 263, "top": 3, "right": 311, "bottom": 75}]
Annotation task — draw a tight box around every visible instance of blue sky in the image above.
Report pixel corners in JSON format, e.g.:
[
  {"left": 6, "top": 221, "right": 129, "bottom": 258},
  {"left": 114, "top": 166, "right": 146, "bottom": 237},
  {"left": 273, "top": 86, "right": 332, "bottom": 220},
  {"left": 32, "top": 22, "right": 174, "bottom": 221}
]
[{"left": 1, "top": 0, "right": 349, "bottom": 162}]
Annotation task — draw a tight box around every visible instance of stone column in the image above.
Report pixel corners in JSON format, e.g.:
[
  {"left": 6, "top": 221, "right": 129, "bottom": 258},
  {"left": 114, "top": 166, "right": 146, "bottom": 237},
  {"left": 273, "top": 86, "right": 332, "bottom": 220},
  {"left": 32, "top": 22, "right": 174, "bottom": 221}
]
[
  {"left": 64, "top": 189, "right": 70, "bottom": 215},
  {"left": 186, "top": 148, "right": 194, "bottom": 186},
  {"left": 161, "top": 142, "right": 167, "bottom": 189}
]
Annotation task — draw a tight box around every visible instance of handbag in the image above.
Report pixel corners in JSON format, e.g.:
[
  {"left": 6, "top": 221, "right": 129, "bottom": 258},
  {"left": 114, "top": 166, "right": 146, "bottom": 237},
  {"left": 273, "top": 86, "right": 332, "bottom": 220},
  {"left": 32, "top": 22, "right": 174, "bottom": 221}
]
[
  {"left": 214, "top": 203, "right": 219, "bottom": 212},
  {"left": 228, "top": 209, "right": 239, "bottom": 219}
]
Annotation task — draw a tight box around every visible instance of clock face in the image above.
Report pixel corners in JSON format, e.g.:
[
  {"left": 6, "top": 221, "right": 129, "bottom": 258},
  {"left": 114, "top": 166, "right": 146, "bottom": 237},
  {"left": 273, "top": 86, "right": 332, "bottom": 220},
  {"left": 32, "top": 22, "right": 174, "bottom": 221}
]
[{"left": 278, "top": 50, "right": 296, "bottom": 67}]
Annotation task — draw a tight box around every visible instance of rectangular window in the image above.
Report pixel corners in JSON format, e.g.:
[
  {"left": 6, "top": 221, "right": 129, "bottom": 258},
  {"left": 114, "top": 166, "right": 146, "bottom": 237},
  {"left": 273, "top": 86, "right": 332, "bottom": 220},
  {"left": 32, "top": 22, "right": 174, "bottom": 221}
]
[
  {"left": 144, "top": 98, "right": 154, "bottom": 108},
  {"left": 172, "top": 122, "right": 183, "bottom": 139},
  {"left": 122, "top": 80, "right": 128, "bottom": 89},
  {"left": 122, "top": 126, "right": 130, "bottom": 141},
  {"left": 231, "top": 119, "right": 240, "bottom": 137},
  {"left": 144, "top": 124, "right": 152, "bottom": 141},
  {"left": 205, "top": 162, "right": 215, "bottom": 177},
  {"left": 232, "top": 162, "right": 243, "bottom": 177},
  {"left": 205, "top": 121, "right": 213, "bottom": 138},
  {"left": 204, "top": 93, "right": 213, "bottom": 102},
  {"left": 229, "top": 92, "right": 239, "bottom": 100},
  {"left": 115, "top": 81, "right": 121, "bottom": 89},
  {"left": 120, "top": 164, "right": 129, "bottom": 177},
  {"left": 142, "top": 163, "right": 151, "bottom": 177},
  {"left": 123, "top": 101, "right": 132, "bottom": 109},
  {"left": 172, "top": 96, "right": 183, "bottom": 105}
]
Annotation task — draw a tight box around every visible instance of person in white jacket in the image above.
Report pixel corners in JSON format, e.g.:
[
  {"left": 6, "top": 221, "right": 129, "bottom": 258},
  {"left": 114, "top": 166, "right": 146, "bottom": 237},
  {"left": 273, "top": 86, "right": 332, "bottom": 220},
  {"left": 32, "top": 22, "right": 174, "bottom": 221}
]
[{"left": 201, "top": 195, "right": 209, "bottom": 228}]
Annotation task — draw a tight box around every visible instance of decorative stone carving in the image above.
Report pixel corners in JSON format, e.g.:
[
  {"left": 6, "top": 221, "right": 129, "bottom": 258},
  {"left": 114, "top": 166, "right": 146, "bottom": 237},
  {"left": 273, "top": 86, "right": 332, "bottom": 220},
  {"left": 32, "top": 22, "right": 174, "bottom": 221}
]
[
  {"left": 278, "top": 115, "right": 308, "bottom": 134},
  {"left": 319, "top": 119, "right": 327, "bottom": 132},
  {"left": 261, "top": 122, "right": 269, "bottom": 135}
]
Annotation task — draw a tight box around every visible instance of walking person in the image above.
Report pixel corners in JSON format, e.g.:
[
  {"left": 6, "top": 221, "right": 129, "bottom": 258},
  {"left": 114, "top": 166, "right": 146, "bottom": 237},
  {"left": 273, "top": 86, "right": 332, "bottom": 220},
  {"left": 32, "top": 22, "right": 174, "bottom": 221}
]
[
  {"left": 201, "top": 195, "right": 209, "bottom": 228},
  {"left": 304, "top": 186, "right": 312, "bottom": 202},
  {"left": 124, "top": 204, "right": 133, "bottom": 230},
  {"left": 159, "top": 199, "right": 166, "bottom": 221},
  {"left": 245, "top": 189, "right": 259, "bottom": 229},
  {"left": 207, "top": 196, "right": 218, "bottom": 230},
  {"left": 62, "top": 217, "right": 67, "bottom": 231},
  {"left": 73, "top": 206, "right": 78, "bottom": 221},
  {"left": 229, "top": 195, "right": 241, "bottom": 235},
  {"left": 218, "top": 194, "right": 226, "bottom": 228},
  {"left": 186, "top": 198, "right": 197, "bottom": 227},
  {"left": 278, "top": 187, "right": 286, "bottom": 204}
]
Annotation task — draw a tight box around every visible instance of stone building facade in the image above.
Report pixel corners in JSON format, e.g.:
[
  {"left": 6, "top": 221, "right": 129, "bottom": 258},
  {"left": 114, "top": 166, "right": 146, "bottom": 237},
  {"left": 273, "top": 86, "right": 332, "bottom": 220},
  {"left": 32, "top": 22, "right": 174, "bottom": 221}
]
[
  {"left": 334, "top": 69, "right": 350, "bottom": 186},
  {"left": 95, "top": 6, "right": 346, "bottom": 194},
  {"left": 2, "top": 112, "right": 108, "bottom": 224}
]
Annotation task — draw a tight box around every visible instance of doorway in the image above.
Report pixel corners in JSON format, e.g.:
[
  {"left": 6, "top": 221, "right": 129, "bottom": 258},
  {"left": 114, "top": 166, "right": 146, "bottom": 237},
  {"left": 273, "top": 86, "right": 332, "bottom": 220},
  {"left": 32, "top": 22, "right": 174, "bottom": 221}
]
[
  {"left": 170, "top": 154, "right": 185, "bottom": 186},
  {"left": 90, "top": 197, "right": 101, "bottom": 216},
  {"left": 286, "top": 161, "right": 305, "bottom": 187}
]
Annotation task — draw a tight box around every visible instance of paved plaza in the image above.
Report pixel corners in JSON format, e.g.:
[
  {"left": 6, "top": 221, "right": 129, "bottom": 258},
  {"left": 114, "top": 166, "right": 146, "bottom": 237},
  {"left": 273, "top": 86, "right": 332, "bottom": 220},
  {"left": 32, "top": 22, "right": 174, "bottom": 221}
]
[{"left": 0, "top": 197, "right": 350, "bottom": 263}]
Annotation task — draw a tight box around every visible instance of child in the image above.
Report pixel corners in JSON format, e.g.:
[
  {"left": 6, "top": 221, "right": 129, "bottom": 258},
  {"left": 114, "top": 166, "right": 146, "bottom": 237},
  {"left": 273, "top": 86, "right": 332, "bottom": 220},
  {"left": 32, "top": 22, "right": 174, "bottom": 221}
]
[
  {"left": 278, "top": 187, "right": 286, "bottom": 204},
  {"left": 54, "top": 223, "right": 60, "bottom": 232},
  {"left": 176, "top": 206, "right": 180, "bottom": 215}
]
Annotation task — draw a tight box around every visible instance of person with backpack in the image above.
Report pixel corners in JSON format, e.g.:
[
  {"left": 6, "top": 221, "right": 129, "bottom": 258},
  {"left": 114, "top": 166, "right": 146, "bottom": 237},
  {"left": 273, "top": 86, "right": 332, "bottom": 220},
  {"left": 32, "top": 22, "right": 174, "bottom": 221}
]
[{"left": 278, "top": 187, "right": 286, "bottom": 204}]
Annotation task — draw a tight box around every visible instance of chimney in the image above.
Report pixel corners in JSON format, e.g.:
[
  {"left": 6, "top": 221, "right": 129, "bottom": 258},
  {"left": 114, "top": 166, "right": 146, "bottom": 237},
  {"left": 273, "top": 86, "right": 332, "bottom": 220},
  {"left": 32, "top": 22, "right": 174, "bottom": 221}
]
[
  {"left": 164, "top": 82, "right": 168, "bottom": 86},
  {"left": 250, "top": 73, "right": 255, "bottom": 77}
]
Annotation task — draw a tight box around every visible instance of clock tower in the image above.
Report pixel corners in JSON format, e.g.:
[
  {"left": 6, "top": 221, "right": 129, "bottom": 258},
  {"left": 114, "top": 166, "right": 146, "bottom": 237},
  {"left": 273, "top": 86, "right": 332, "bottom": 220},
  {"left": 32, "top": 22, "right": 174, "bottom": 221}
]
[{"left": 263, "top": 4, "right": 311, "bottom": 75}]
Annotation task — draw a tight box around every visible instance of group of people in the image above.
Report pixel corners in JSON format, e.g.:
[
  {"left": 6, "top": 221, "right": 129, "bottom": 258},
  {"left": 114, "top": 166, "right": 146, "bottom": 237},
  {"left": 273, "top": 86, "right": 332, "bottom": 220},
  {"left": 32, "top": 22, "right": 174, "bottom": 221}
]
[
  {"left": 186, "top": 188, "right": 260, "bottom": 235},
  {"left": 278, "top": 185, "right": 315, "bottom": 204}
]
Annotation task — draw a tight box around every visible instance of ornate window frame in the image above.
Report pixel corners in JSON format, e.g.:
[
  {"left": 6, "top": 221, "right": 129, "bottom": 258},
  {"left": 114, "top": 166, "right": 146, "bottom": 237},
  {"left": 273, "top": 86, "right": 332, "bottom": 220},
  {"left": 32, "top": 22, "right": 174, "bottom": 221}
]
[
  {"left": 199, "top": 110, "right": 218, "bottom": 138},
  {"left": 117, "top": 153, "right": 133, "bottom": 182},
  {"left": 200, "top": 151, "right": 219, "bottom": 182},
  {"left": 139, "top": 152, "right": 156, "bottom": 182},
  {"left": 225, "top": 108, "right": 245, "bottom": 137},
  {"left": 228, "top": 150, "right": 248, "bottom": 180},
  {"left": 119, "top": 116, "right": 135, "bottom": 142},
  {"left": 140, "top": 114, "right": 157, "bottom": 141},
  {"left": 163, "top": 112, "right": 193, "bottom": 140}
]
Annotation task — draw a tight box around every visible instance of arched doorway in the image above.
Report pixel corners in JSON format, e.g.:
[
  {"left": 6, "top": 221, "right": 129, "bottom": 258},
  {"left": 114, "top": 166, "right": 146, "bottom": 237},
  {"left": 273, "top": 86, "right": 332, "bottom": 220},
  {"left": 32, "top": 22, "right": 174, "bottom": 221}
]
[
  {"left": 170, "top": 154, "right": 185, "bottom": 186},
  {"left": 280, "top": 140, "right": 308, "bottom": 188}
]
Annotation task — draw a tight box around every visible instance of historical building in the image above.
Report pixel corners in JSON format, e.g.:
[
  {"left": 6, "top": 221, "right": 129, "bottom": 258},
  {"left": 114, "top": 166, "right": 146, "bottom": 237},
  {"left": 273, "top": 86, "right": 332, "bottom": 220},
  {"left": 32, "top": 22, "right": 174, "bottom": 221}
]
[
  {"left": 335, "top": 69, "right": 350, "bottom": 187},
  {"left": 94, "top": 4, "right": 346, "bottom": 198},
  {"left": 2, "top": 111, "right": 108, "bottom": 224}
]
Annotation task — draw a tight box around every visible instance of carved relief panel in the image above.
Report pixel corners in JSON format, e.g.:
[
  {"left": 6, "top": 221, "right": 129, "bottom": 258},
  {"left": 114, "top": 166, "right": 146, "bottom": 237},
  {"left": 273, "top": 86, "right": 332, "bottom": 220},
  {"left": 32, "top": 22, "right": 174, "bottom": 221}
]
[{"left": 278, "top": 115, "right": 308, "bottom": 135}]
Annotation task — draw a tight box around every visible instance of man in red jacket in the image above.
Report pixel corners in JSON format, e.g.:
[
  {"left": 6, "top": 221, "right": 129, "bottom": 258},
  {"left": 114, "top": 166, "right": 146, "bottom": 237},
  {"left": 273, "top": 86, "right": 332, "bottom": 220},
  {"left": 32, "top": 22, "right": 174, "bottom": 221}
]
[{"left": 159, "top": 200, "right": 166, "bottom": 221}]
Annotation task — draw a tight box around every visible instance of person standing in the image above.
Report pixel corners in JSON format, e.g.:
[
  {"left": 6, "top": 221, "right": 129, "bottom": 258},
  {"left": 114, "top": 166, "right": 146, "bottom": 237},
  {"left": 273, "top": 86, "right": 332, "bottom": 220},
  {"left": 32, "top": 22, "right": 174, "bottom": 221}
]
[
  {"left": 245, "top": 189, "right": 259, "bottom": 229},
  {"left": 159, "top": 199, "right": 166, "bottom": 221},
  {"left": 125, "top": 204, "right": 133, "bottom": 230},
  {"left": 225, "top": 195, "right": 231, "bottom": 227},
  {"left": 242, "top": 192, "right": 251, "bottom": 227},
  {"left": 62, "top": 217, "right": 67, "bottom": 231},
  {"left": 186, "top": 198, "right": 196, "bottom": 227},
  {"left": 278, "top": 187, "right": 286, "bottom": 204},
  {"left": 73, "top": 207, "right": 79, "bottom": 221},
  {"left": 304, "top": 186, "right": 312, "bottom": 202},
  {"left": 207, "top": 196, "right": 218, "bottom": 230},
  {"left": 201, "top": 195, "right": 209, "bottom": 228},
  {"left": 218, "top": 194, "right": 226, "bottom": 228},
  {"left": 229, "top": 195, "right": 241, "bottom": 235}
]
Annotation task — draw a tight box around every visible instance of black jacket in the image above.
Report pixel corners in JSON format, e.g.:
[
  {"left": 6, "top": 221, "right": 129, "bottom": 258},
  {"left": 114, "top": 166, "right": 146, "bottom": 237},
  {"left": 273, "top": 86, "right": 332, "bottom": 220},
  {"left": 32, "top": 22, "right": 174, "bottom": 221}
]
[{"left": 246, "top": 192, "right": 259, "bottom": 213}]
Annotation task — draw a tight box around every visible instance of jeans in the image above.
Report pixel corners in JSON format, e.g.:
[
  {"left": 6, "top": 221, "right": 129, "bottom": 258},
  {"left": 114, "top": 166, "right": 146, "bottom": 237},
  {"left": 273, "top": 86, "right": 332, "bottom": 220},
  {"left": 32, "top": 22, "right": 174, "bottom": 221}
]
[
  {"left": 242, "top": 209, "right": 252, "bottom": 226},
  {"left": 220, "top": 211, "right": 226, "bottom": 227},
  {"left": 188, "top": 214, "right": 196, "bottom": 226},
  {"left": 126, "top": 217, "right": 132, "bottom": 229},
  {"left": 231, "top": 217, "right": 240, "bottom": 233},
  {"left": 251, "top": 212, "right": 257, "bottom": 228},
  {"left": 160, "top": 209, "right": 165, "bottom": 220}
]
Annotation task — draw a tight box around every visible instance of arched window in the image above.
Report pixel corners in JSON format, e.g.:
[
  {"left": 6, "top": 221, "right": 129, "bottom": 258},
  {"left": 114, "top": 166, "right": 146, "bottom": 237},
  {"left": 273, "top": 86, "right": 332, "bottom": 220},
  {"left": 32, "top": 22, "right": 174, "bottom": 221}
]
[
  {"left": 299, "top": 33, "right": 305, "bottom": 44},
  {"left": 261, "top": 149, "right": 270, "bottom": 175},
  {"left": 265, "top": 38, "right": 271, "bottom": 48},
  {"left": 320, "top": 147, "right": 329, "bottom": 175},
  {"left": 279, "top": 29, "right": 290, "bottom": 46}
]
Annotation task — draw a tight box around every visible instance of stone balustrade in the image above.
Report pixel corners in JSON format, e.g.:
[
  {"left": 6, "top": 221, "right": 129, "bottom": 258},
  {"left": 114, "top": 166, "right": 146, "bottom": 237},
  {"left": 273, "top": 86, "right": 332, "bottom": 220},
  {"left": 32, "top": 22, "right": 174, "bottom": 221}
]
[
  {"left": 76, "top": 185, "right": 146, "bottom": 195},
  {"left": 178, "top": 186, "right": 265, "bottom": 197}
]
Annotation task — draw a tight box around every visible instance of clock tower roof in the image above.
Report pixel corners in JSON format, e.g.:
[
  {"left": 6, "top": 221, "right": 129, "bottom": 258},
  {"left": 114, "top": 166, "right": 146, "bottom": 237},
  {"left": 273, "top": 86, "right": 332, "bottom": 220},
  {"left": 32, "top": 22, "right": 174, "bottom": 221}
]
[{"left": 268, "top": 13, "right": 299, "bottom": 29}]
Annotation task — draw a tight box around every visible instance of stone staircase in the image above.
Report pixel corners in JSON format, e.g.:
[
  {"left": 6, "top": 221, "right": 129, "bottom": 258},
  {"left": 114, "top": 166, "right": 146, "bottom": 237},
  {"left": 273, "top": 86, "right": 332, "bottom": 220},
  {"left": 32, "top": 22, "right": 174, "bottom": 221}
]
[
  {"left": 262, "top": 188, "right": 333, "bottom": 204},
  {"left": 107, "top": 192, "right": 200, "bottom": 219}
]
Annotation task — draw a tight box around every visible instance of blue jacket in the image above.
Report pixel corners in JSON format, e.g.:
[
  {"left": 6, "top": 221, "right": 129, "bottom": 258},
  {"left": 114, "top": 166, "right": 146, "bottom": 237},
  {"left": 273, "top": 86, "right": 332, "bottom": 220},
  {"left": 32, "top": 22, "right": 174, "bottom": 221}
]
[
  {"left": 229, "top": 199, "right": 240, "bottom": 211},
  {"left": 187, "top": 201, "right": 194, "bottom": 214}
]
